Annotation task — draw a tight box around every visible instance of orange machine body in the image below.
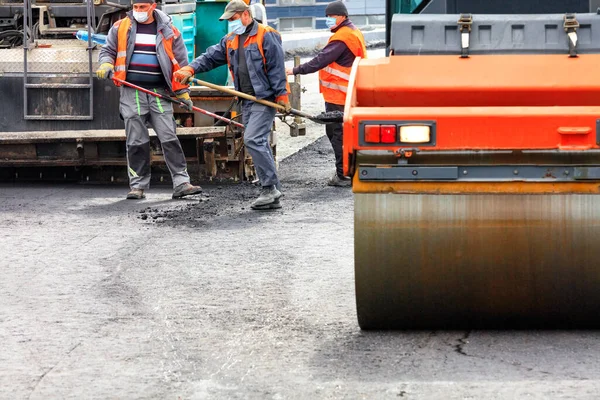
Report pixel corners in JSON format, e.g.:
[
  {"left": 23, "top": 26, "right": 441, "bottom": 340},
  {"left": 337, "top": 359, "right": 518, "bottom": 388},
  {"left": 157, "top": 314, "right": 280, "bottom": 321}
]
[{"left": 343, "top": 54, "right": 600, "bottom": 179}]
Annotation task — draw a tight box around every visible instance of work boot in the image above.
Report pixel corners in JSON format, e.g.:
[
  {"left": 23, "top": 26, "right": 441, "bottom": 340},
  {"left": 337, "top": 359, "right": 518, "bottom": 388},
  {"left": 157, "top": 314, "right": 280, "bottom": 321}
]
[
  {"left": 126, "top": 188, "right": 145, "bottom": 200},
  {"left": 172, "top": 182, "right": 203, "bottom": 199},
  {"left": 251, "top": 185, "right": 282, "bottom": 210},
  {"left": 327, "top": 172, "right": 351, "bottom": 187}
]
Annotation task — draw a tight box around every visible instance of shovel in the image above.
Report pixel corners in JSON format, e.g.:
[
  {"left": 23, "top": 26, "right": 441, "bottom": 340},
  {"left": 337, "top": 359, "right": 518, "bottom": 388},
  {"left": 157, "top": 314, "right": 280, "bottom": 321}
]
[
  {"left": 188, "top": 77, "right": 344, "bottom": 125},
  {"left": 113, "top": 78, "right": 245, "bottom": 129}
]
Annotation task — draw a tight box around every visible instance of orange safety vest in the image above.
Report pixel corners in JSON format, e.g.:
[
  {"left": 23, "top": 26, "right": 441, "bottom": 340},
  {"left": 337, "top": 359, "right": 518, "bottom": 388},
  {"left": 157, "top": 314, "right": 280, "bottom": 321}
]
[
  {"left": 113, "top": 17, "right": 187, "bottom": 92},
  {"left": 225, "top": 24, "right": 290, "bottom": 103},
  {"left": 319, "top": 25, "right": 367, "bottom": 106},
  {"left": 225, "top": 24, "right": 272, "bottom": 73}
]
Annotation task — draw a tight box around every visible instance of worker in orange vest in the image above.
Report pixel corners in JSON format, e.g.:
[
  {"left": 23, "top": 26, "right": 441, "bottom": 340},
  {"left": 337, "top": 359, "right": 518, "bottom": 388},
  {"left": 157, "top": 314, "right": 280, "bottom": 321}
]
[
  {"left": 174, "top": 0, "right": 290, "bottom": 210},
  {"left": 96, "top": 0, "right": 202, "bottom": 200},
  {"left": 286, "top": 1, "right": 367, "bottom": 187}
]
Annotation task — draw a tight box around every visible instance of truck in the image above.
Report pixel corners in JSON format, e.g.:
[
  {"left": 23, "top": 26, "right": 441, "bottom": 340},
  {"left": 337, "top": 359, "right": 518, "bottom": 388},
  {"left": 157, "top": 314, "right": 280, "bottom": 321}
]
[{"left": 347, "top": 0, "right": 600, "bottom": 329}]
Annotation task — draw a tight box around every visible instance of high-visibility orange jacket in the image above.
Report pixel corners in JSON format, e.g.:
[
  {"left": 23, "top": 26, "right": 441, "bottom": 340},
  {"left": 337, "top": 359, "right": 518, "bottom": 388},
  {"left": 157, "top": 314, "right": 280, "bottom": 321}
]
[
  {"left": 319, "top": 25, "right": 367, "bottom": 105},
  {"left": 98, "top": 10, "right": 189, "bottom": 94},
  {"left": 189, "top": 21, "right": 289, "bottom": 103}
]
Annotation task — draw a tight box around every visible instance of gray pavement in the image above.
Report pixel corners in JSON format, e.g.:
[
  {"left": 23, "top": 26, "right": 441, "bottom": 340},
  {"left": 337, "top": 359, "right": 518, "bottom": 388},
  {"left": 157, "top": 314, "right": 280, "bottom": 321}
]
[{"left": 2, "top": 137, "right": 600, "bottom": 399}]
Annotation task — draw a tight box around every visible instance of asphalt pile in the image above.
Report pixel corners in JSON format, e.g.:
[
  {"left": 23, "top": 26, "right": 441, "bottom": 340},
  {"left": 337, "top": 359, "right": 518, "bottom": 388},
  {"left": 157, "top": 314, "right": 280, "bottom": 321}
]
[{"left": 138, "top": 136, "right": 351, "bottom": 228}]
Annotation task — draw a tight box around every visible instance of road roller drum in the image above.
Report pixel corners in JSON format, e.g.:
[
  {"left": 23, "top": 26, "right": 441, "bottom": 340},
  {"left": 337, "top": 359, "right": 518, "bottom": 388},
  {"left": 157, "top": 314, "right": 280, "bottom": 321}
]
[{"left": 354, "top": 191, "right": 600, "bottom": 329}]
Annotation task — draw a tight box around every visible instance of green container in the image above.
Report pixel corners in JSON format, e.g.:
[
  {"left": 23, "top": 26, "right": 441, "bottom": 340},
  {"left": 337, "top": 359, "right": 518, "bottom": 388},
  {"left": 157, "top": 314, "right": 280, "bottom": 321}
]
[
  {"left": 170, "top": 12, "right": 196, "bottom": 63},
  {"left": 195, "top": 0, "right": 229, "bottom": 85},
  {"left": 399, "top": 0, "right": 426, "bottom": 13}
]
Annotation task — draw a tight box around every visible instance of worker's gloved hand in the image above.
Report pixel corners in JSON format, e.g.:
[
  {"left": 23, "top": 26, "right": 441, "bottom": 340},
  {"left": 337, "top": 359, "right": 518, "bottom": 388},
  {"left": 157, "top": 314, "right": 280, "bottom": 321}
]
[
  {"left": 176, "top": 92, "right": 194, "bottom": 112},
  {"left": 96, "top": 63, "right": 114, "bottom": 79},
  {"left": 277, "top": 99, "right": 292, "bottom": 114},
  {"left": 174, "top": 66, "right": 195, "bottom": 85}
]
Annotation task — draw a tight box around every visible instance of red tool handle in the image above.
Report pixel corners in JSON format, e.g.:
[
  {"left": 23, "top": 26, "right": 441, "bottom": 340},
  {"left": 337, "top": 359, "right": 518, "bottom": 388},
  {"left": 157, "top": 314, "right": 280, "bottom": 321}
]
[{"left": 112, "top": 78, "right": 245, "bottom": 130}]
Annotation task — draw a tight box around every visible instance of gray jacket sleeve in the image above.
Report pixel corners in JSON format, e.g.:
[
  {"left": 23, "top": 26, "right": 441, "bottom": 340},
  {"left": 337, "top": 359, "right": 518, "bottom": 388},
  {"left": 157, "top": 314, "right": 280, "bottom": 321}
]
[
  {"left": 98, "top": 24, "right": 119, "bottom": 65},
  {"left": 188, "top": 36, "right": 228, "bottom": 73},
  {"left": 262, "top": 30, "right": 288, "bottom": 100}
]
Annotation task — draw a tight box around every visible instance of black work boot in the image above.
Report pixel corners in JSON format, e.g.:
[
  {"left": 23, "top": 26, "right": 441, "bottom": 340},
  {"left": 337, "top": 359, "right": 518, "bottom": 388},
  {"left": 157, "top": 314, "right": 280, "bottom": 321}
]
[
  {"left": 327, "top": 172, "right": 351, "bottom": 187},
  {"left": 172, "top": 182, "right": 202, "bottom": 199},
  {"left": 251, "top": 185, "right": 282, "bottom": 210}
]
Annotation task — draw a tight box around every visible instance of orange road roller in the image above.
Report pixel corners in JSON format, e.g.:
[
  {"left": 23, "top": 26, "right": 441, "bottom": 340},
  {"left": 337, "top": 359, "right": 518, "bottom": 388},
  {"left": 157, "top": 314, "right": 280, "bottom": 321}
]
[{"left": 345, "top": 13, "right": 600, "bottom": 329}]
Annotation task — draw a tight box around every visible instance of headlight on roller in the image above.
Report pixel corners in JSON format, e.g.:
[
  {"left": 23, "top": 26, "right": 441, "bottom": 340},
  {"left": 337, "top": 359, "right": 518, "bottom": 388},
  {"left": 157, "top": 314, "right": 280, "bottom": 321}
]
[{"left": 399, "top": 126, "right": 431, "bottom": 143}]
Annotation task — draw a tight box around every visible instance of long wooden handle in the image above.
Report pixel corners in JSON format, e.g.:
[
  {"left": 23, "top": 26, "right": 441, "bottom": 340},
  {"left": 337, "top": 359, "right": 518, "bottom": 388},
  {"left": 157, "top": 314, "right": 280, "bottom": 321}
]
[
  {"left": 189, "top": 77, "right": 322, "bottom": 122},
  {"left": 114, "top": 78, "right": 245, "bottom": 129},
  {"left": 190, "top": 78, "right": 285, "bottom": 111}
]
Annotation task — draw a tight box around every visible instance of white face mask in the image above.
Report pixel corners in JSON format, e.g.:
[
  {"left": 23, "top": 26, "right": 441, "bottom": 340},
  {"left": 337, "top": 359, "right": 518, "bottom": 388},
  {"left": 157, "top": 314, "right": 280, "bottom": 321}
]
[
  {"left": 133, "top": 11, "right": 149, "bottom": 23},
  {"left": 325, "top": 16, "right": 338, "bottom": 29},
  {"left": 228, "top": 19, "right": 246, "bottom": 35}
]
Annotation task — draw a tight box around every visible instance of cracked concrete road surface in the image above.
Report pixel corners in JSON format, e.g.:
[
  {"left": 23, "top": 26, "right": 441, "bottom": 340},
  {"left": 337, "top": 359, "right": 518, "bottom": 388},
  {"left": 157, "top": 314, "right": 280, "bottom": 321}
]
[{"left": 2, "top": 137, "right": 600, "bottom": 399}]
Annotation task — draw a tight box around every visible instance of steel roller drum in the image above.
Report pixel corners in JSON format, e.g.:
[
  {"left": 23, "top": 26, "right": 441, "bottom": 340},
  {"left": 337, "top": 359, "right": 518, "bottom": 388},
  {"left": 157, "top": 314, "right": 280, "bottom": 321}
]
[{"left": 354, "top": 192, "right": 600, "bottom": 330}]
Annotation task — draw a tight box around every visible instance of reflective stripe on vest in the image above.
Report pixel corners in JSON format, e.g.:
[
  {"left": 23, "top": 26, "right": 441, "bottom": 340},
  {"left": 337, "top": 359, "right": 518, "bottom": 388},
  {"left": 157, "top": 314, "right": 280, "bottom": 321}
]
[
  {"left": 157, "top": 28, "right": 187, "bottom": 91},
  {"left": 319, "top": 25, "right": 367, "bottom": 105},
  {"left": 113, "top": 18, "right": 129, "bottom": 83},
  {"left": 113, "top": 17, "right": 187, "bottom": 92},
  {"left": 322, "top": 66, "right": 350, "bottom": 81},
  {"left": 319, "top": 80, "right": 348, "bottom": 93}
]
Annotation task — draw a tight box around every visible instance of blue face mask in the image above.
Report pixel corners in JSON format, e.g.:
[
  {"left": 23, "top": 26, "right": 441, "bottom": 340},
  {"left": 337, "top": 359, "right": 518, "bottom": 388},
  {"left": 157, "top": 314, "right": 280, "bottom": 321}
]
[
  {"left": 228, "top": 19, "right": 246, "bottom": 35},
  {"left": 325, "top": 17, "right": 338, "bottom": 29}
]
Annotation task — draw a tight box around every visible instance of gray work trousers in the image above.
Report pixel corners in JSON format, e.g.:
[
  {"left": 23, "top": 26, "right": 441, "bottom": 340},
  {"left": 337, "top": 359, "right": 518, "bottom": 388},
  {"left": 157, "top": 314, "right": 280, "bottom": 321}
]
[
  {"left": 241, "top": 100, "right": 279, "bottom": 188},
  {"left": 119, "top": 86, "right": 190, "bottom": 189}
]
